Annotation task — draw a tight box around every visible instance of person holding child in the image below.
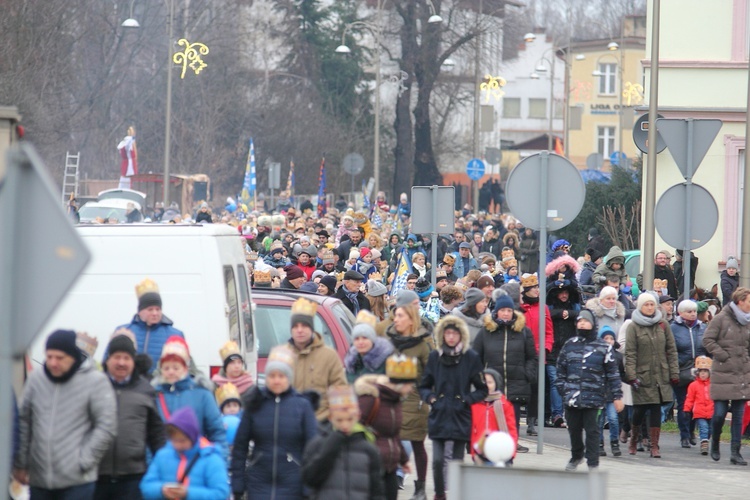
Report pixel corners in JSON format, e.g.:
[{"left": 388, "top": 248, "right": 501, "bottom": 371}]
[{"left": 683, "top": 356, "right": 715, "bottom": 456}]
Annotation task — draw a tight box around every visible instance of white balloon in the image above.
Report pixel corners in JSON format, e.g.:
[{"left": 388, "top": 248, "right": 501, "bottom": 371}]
[{"left": 483, "top": 431, "right": 515, "bottom": 463}]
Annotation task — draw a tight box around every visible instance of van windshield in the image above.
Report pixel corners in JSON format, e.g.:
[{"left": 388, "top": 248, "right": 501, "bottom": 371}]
[{"left": 253, "top": 305, "right": 336, "bottom": 357}]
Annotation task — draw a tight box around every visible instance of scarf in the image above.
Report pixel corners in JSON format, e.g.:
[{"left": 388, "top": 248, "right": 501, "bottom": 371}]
[
  {"left": 601, "top": 303, "right": 618, "bottom": 319},
  {"left": 345, "top": 289, "right": 361, "bottom": 314},
  {"left": 440, "top": 342, "right": 463, "bottom": 365},
  {"left": 44, "top": 357, "right": 83, "bottom": 384},
  {"left": 729, "top": 302, "right": 750, "bottom": 326},
  {"left": 523, "top": 295, "right": 539, "bottom": 305},
  {"left": 631, "top": 308, "right": 663, "bottom": 327},
  {"left": 684, "top": 318, "right": 697, "bottom": 328},
  {"left": 388, "top": 331, "right": 425, "bottom": 351}
]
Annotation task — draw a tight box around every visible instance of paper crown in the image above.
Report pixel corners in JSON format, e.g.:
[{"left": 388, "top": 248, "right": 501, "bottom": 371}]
[
  {"left": 369, "top": 271, "right": 383, "bottom": 282},
  {"left": 160, "top": 336, "right": 190, "bottom": 366},
  {"left": 135, "top": 278, "right": 159, "bottom": 298},
  {"left": 291, "top": 297, "right": 318, "bottom": 317},
  {"left": 443, "top": 254, "right": 456, "bottom": 265},
  {"left": 321, "top": 250, "right": 335, "bottom": 264},
  {"left": 355, "top": 310, "right": 378, "bottom": 329},
  {"left": 353, "top": 212, "right": 368, "bottom": 225},
  {"left": 76, "top": 332, "right": 98, "bottom": 357},
  {"left": 336, "top": 271, "right": 346, "bottom": 282},
  {"left": 254, "top": 269, "right": 272, "bottom": 283},
  {"left": 270, "top": 240, "right": 284, "bottom": 252},
  {"left": 454, "top": 279, "right": 469, "bottom": 292},
  {"left": 435, "top": 269, "right": 448, "bottom": 280},
  {"left": 219, "top": 341, "right": 241, "bottom": 362},
  {"left": 653, "top": 278, "right": 668, "bottom": 290},
  {"left": 246, "top": 251, "right": 259, "bottom": 262},
  {"left": 520, "top": 273, "right": 539, "bottom": 289},
  {"left": 215, "top": 383, "right": 241, "bottom": 408},
  {"left": 386, "top": 354, "right": 419, "bottom": 382},
  {"left": 501, "top": 248, "right": 515, "bottom": 261},
  {"left": 695, "top": 355, "right": 713, "bottom": 370},
  {"left": 267, "top": 344, "right": 297, "bottom": 368},
  {"left": 111, "top": 327, "right": 137, "bottom": 348},
  {"left": 504, "top": 258, "right": 518, "bottom": 269},
  {"left": 328, "top": 385, "right": 359, "bottom": 411}
]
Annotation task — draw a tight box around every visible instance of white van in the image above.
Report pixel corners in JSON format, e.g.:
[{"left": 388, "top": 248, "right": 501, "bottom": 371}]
[{"left": 32, "top": 223, "right": 256, "bottom": 380}]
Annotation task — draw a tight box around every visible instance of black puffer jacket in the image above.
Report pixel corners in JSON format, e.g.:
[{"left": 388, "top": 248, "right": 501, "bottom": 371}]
[
  {"left": 97, "top": 375, "right": 165, "bottom": 478},
  {"left": 721, "top": 270, "right": 739, "bottom": 306},
  {"left": 547, "top": 287, "right": 581, "bottom": 365},
  {"left": 302, "top": 428, "right": 385, "bottom": 500},
  {"left": 555, "top": 333, "right": 623, "bottom": 409},
  {"left": 472, "top": 311, "right": 537, "bottom": 404}
]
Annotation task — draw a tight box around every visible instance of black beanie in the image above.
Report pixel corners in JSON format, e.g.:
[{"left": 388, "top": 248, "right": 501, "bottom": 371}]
[
  {"left": 46, "top": 330, "right": 82, "bottom": 362},
  {"left": 138, "top": 292, "right": 162, "bottom": 311},
  {"left": 107, "top": 335, "right": 137, "bottom": 361}
]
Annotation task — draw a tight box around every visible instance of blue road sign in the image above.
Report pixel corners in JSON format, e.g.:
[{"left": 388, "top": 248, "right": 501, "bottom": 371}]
[
  {"left": 466, "top": 158, "right": 485, "bottom": 181},
  {"left": 609, "top": 151, "right": 626, "bottom": 166}
]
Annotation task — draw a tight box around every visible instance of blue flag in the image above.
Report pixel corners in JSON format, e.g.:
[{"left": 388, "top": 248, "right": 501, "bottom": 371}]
[
  {"left": 317, "top": 157, "right": 326, "bottom": 217},
  {"left": 240, "top": 138, "right": 256, "bottom": 205},
  {"left": 389, "top": 247, "right": 413, "bottom": 297}
]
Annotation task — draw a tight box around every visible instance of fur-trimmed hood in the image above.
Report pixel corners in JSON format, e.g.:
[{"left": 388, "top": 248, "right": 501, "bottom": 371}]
[
  {"left": 585, "top": 297, "right": 626, "bottom": 319},
  {"left": 483, "top": 310, "right": 526, "bottom": 333},
  {"left": 434, "top": 316, "right": 471, "bottom": 352},
  {"left": 545, "top": 254, "right": 580, "bottom": 277},
  {"left": 353, "top": 374, "right": 390, "bottom": 398}
]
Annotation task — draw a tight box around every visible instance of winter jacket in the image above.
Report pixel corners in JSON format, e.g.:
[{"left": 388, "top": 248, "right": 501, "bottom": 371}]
[
  {"left": 472, "top": 312, "right": 537, "bottom": 404},
  {"left": 579, "top": 260, "right": 597, "bottom": 287},
  {"left": 453, "top": 253, "right": 479, "bottom": 279},
  {"left": 140, "top": 438, "right": 228, "bottom": 500},
  {"left": 670, "top": 316, "right": 707, "bottom": 385},
  {"left": 117, "top": 314, "right": 185, "bottom": 374},
  {"left": 674, "top": 253, "right": 698, "bottom": 293},
  {"left": 451, "top": 307, "right": 490, "bottom": 343},
  {"left": 16, "top": 359, "right": 117, "bottom": 490},
  {"left": 683, "top": 377, "right": 714, "bottom": 419},
  {"left": 419, "top": 317, "right": 488, "bottom": 440},
  {"left": 585, "top": 297, "right": 626, "bottom": 336},
  {"left": 263, "top": 254, "right": 290, "bottom": 269},
  {"left": 521, "top": 302, "right": 554, "bottom": 355},
  {"left": 624, "top": 315, "right": 679, "bottom": 405},
  {"left": 298, "top": 261, "right": 318, "bottom": 281},
  {"left": 591, "top": 246, "right": 628, "bottom": 292},
  {"left": 289, "top": 333, "right": 348, "bottom": 421},
  {"left": 481, "top": 237, "right": 502, "bottom": 259},
  {"left": 302, "top": 427, "right": 385, "bottom": 500},
  {"left": 547, "top": 287, "right": 581, "bottom": 364},
  {"left": 98, "top": 375, "right": 166, "bottom": 479},
  {"left": 195, "top": 210, "right": 212, "bottom": 224},
  {"left": 344, "top": 337, "right": 394, "bottom": 383},
  {"left": 155, "top": 377, "right": 227, "bottom": 455},
  {"left": 470, "top": 395, "right": 517, "bottom": 458},
  {"left": 386, "top": 323, "right": 433, "bottom": 441},
  {"left": 354, "top": 376, "right": 408, "bottom": 473},
  {"left": 335, "top": 286, "right": 372, "bottom": 316},
  {"left": 518, "top": 235, "right": 539, "bottom": 275},
  {"left": 721, "top": 270, "right": 740, "bottom": 306},
  {"left": 230, "top": 386, "right": 318, "bottom": 499},
  {"left": 555, "top": 334, "right": 622, "bottom": 409},
  {"left": 545, "top": 255, "right": 580, "bottom": 291},
  {"left": 702, "top": 305, "right": 750, "bottom": 401}
]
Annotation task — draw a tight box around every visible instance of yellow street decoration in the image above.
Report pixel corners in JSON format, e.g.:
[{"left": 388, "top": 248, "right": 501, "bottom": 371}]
[
  {"left": 480, "top": 74, "right": 506, "bottom": 103},
  {"left": 622, "top": 81, "right": 644, "bottom": 106},
  {"left": 173, "top": 38, "right": 209, "bottom": 79}
]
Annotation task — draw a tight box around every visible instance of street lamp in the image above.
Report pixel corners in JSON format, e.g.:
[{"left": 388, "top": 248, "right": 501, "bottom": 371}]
[
  {"left": 122, "top": 0, "right": 140, "bottom": 28},
  {"left": 528, "top": 49, "right": 558, "bottom": 151}
]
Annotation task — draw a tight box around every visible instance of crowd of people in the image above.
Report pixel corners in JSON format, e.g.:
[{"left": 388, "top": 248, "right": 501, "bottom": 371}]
[{"left": 14, "top": 190, "right": 750, "bottom": 499}]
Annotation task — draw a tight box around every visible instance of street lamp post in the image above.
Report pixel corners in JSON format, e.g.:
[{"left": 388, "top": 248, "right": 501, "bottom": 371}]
[{"left": 529, "top": 49, "right": 558, "bottom": 151}]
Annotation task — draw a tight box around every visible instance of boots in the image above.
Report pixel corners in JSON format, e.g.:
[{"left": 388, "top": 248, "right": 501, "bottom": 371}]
[
  {"left": 711, "top": 420, "right": 722, "bottom": 461},
  {"left": 649, "top": 428, "right": 661, "bottom": 458},
  {"left": 629, "top": 427, "right": 640, "bottom": 455},
  {"left": 598, "top": 441, "right": 607, "bottom": 457},
  {"left": 700, "top": 440, "right": 709, "bottom": 455},
  {"left": 611, "top": 440, "right": 622, "bottom": 457},
  {"left": 410, "top": 481, "right": 426, "bottom": 500},
  {"left": 730, "top": 444, "right": 748, "bottom": 465},
  {"left": 619, "top": 429, "right": 629, "bottom": 443},
  {"left": 527, "top": 417, "right": 538, "bottom": 436}
]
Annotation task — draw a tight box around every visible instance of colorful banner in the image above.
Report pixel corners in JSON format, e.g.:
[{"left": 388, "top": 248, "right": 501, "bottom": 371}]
[{"left": 317, "top": 157, "right": 326, "bottom": 217}]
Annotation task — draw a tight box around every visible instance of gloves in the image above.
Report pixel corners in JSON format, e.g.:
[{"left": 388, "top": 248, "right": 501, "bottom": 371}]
[
  {"left": 628, "top": 378, "right": 641, "bottom": 391},
  {"left": 670, "top": 379, "right": 680, "bottom": 387},
  {"left": 597, "top": 275, "right": 608, "bottom": 284}
]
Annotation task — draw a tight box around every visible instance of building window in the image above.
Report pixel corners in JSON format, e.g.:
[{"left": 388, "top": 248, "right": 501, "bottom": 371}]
[
  {"left": 529, "top": 98, "right": 547, "bottom": 119},
  {"left": 598, "top": 63, "right": 617, "bottom": 95},
  {"left": 597, "top": 126, "right": 616, "bottom": 158},
  {"left": 553, "top": 98, "right": 564, "bottom": 119},
  {"left": 502, "top": 98, "right": 521, "bottom": 118}
]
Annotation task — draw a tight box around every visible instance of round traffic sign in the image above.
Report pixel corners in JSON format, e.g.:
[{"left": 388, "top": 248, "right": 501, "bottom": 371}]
[
  {"left": 342, "top": 153, "right": 364, "bottom": 175},
  {"left": 610, "top": 151, "right": 627, "bottom": 166},
  {"left": 633, "top": 113, "right": 667, "bottom": 154},
  {"left": 485, "top": 148, "right": 502, "bottom": 165},
  {"left": 586, "top": 153, "right": 603, "bottom": 170},
  {"left": 466, "top": 158, "right": 485, "bottom": 181},
  {"left": 655, "top": 183, "right": 718, "bottom": 249},
  {"left": 505, "top": 153, "right": 585, "bottom": 231}
]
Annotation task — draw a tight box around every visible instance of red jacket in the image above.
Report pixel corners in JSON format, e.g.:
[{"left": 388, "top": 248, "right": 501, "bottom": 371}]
[
  {"left": 298, "top": 262, "right": 317, "bottom": 281},
  {"left": 521, "top": 302, "right": 554, "bottom": 355},
  {"left": 683, "top": 377, "right": 714, "bottom": 419},
  {"left": 471, "top": 395, "right": 518, "bottom": 459}
]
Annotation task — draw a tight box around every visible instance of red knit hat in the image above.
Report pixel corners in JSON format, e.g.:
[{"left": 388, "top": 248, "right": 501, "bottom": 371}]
[
  {"left": 359, "top": 247, "right": 371, "bottom": 259},
  {"left": 160, "top": 335, "right": 190, "bottom": 367}
]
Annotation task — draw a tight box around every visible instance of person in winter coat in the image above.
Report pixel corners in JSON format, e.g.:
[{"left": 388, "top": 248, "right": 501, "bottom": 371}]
[
  {"left": 153, "top": 337, "right": 227, "bottom": 456},
  {"left": 586, "top": 286, "right": 627, "bottom": 335},
  {"left": 382, "top": 232, "right": 403, "bottom": 265},
  {"left": 674, "top": 249, "right": 699, "bottom": 294},
  {"left": 263, "top": 240, "right": 291, "bottom": 269},
  {"left": 385, "top": 304, "right": 433, "bottom": 498},
  {"left": 591, "top": 246, "right": 628, "bottom": 293},
  {"left": 545, "top": 254, "right": 580, "bottom": 292},
  {"left": 345, "top": 313, "right": 395, "bottom": 383},
  {"left": 472, "top": 293, "right": 537, "bottom": 453},
  {"left": 547, "top": 284, "right": 582, "bottom": 428},
  {"left": 231, "top": 346, "right": 318, "bottom": 499},
  {"left": 302, "top": 386, "right": 386, "bottom": 500},
  {"left": 451, "top": 288, "right": 490, "bottom": 342},
  {"left": 625, "top": 292, "right": 679, "bottom": 458},
  {"left": 419, "top": 316, "right": 488, "bottom": 500},
  {"left": 670, "top": 300, "right": 707, "bottom": 449},
  {"left": 210, "top": 341, "right": 254, "bottom": 396},
  {"left": 14, "top": 330, "right": 117, "bottom": 499},
  {"left": 194, "top": 202, "right": 212, "bottom": 223},
  {"left": 597, "top": 326, "right": 625, "bottom": 458},
  {"left": 481, "top": 227, "right": 503, "bottom": 259},
  {"left": 140, "top": 407, "right": 229, "bottom": 500},
  {"left": 96, "top": 334, "right": 166, "bottom": 500},
  {"left": 519, "top": 228, "right": 539, "bottom": 275},
  {"left": 683, "top": 356, "right": 715, "bottom": 455},
  {"left": 579, "top": 247, "right": 603, "bottom": 287},
  {"left": 296, "top": 246, "right": 319, "bottom": 281},
  {"left": 702, "top": 287, "right": 750, "bottom": 464},
  {"left": 555, "top": 310, "right": 623, "bottom": 471},
  {"left": 116, "top": 278, "right": 185, "bottom": 376},
  {"left": 470, "top": 369, "right": 518, "bottom": 463},
  {"left": 288, "top": 297, "right": 348, "bottom": 421},
  {"left": 335, "top": 270, "right": 372, "bottom": 316},
  {"left": 453, "top": 242, "right": 479, "bottom": 279},
  {"left": 720, "top": 257, "right": 740, "bottom": 306}
]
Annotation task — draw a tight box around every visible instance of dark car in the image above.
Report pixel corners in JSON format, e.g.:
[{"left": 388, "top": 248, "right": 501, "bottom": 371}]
[{"left": 251, "top": 288, "right": 354, "bottom": 376}]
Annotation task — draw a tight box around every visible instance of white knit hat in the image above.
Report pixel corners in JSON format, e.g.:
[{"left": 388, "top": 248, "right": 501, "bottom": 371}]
[{"left": 636, "top": 291, "right": 658, "bottom": 310}]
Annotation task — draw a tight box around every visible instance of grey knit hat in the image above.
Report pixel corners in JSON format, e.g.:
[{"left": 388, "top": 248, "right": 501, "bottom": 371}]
[
  {"left": 396, "top": 290, "right": 419, "bottom": 307},
  {"left": 577, "top": 309, "right": 597, "bottom": 330},
  {"left": 727, "top": 256, "right": 739, "bottom": 270},
  {"left": 463, "top": 288, "right": 486, "bottom": 309},
  {"left": 352, "top": 323, "right": 377, "bottom": 343},
  {"left": 367, "top": 279, "right": 387, "bottom": 297}
]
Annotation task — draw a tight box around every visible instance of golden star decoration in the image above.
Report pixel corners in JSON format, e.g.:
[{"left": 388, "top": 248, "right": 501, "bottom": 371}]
[
  {"left": 480, "top": 75, "right": 507, "bottom": 103},
  {"left": 173, "top": 38, "right": 209, "bottom": 79}
]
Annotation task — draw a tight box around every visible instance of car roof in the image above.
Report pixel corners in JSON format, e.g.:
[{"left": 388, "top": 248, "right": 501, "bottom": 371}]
[{"left": 251, "top": 288, "right": 339, "bottom": 306}]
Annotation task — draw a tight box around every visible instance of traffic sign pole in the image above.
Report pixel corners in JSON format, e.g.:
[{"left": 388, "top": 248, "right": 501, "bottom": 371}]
[
  {"left": 683, "top": 119, "right": 694, "bottom": 302},
  {"left": 536, "top": 152, "right": 549, "bottom": 455}
]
